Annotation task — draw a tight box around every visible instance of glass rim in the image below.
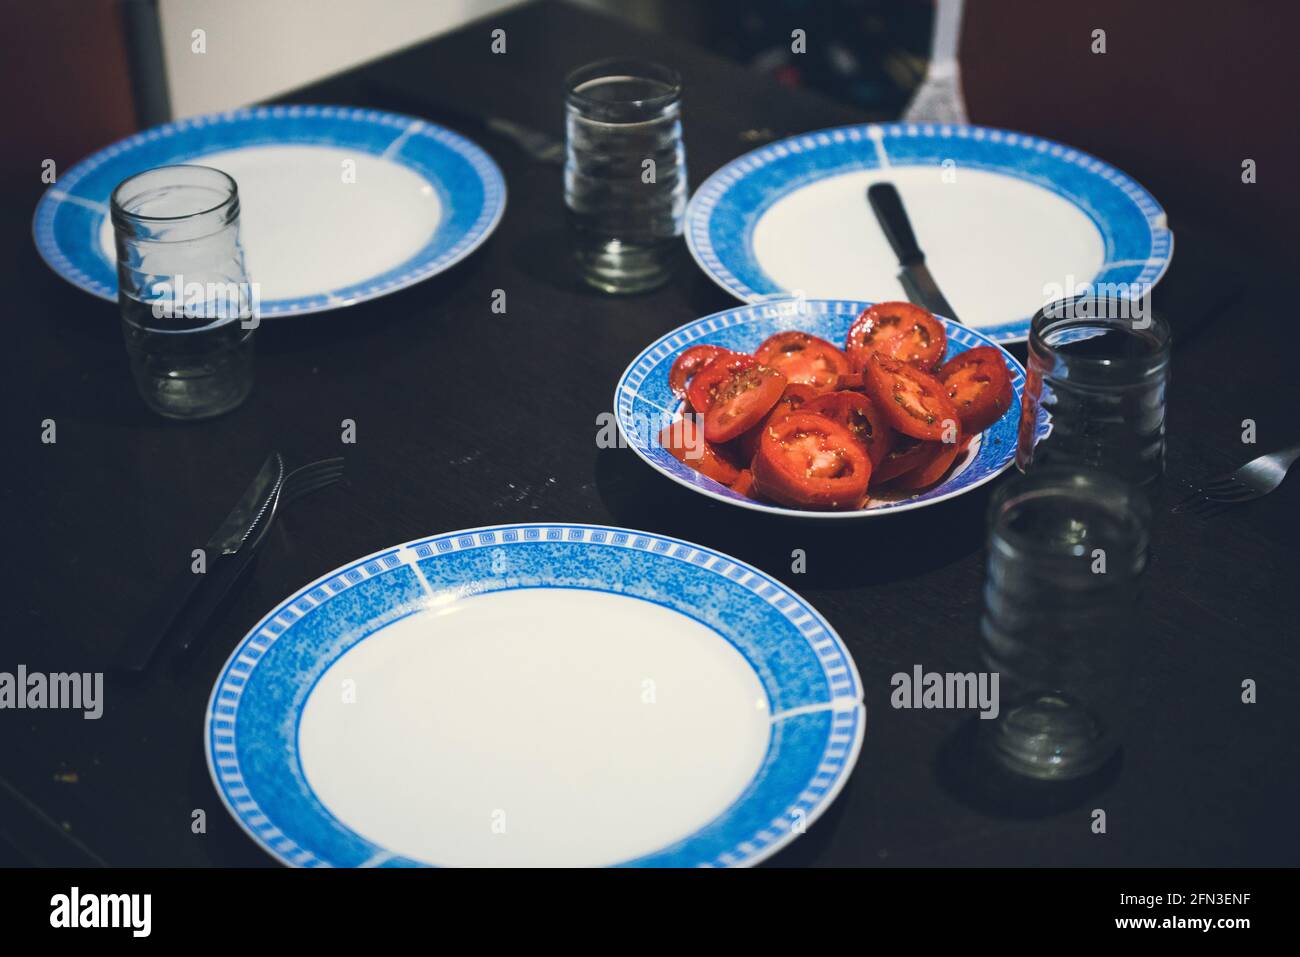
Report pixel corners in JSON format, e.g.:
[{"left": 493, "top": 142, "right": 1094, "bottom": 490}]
[
  {"left": 110, "top": 164, "right": 239, "bottom": 224},
  {"left": 564, "top": 57, "right": 682, "bottom": 113},
  {"left": 1029, "top": 294, "right": 1170, "bottom": 370},
  {"left": 988, "top": 466, "right": 1151, "bottom": 556}
]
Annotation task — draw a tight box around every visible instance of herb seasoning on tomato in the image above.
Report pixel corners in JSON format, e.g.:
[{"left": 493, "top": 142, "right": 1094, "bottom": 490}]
[
  {"left": 864, "top": 354, "right": 960, "bottom": 441},
  {"left": 702, "top": 365, "right": 787, "bottom": 443},
  {"left": 938, "top": 346, "right": 1014, "bottom": 433},
  {"left": 845, "top": 301, "right": 947, "bottom": 371},
  {"left": 684, "top": 353, "right": 758, "bottom": 413},
  {"left": 754, "top": 330, "right": 852, "bottom": 393},
  {"left": 803, "top": 390, "right": 895, "bottom": 467},
  {"left": 752, "top": 411, "right": 872, "bottom": 509}
]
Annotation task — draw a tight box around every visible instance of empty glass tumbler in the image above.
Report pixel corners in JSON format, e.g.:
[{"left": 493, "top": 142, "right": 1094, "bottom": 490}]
[
  {"left": 111, "top": 164, "right": 256, "bottom": 419},
  {"left": 564, "top": 58, "right": 687, "bottom": 293},
  {"left": 979, "top": 468, "right": 1150, "bottom": 780},
  {"left": 1017, "top": 295, "right": 1170, "bottom": 486}
]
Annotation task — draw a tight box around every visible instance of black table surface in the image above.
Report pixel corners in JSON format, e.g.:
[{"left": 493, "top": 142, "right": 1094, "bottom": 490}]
[{"left": 3, "top": 0, "right": 1298, "bottom": 867}]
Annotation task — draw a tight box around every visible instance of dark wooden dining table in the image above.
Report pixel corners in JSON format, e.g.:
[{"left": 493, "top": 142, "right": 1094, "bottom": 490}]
[{"left": 3, "top": 0, "right": 1297, "bottom": 867}]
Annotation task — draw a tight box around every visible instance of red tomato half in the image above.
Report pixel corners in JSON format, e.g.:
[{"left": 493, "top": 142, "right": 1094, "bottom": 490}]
[
  {"left": 732, "top": 382, "right": 821, "bottom": 462},
  {"left": 754, "top": 331, "right": 852, "bottom": 393},
  {"left": 889, "top": 435, "right": 965, "bottom": 490},
  {"left": 669, "top": 345, "right": 731, "bottom": 399},
  {"left": 703, "top": 365, "right": 787, "bottom": 443},
  {"left": 730, "top": 469, "right": 756, "bottom": 497},
  {"left": 658, "top": 416, "right": 740, "bottom": 486},
  {"left": 938, "top": 346, "right": 1015, "bottom": 433},
  {"left": 871, "top": 436, "right": 935, "bottom": 485},
  {"left": 864, "top": 354, "right": 960, "bottom": 441},
  {"left": 685, "top": 353, "right": 758, "bottom": 414},
  {"left": 845, "top": 301, "right": 947, "bottom": 371},
  {"left": 803, "top": 391, "right": 895, "bottom": 467},
  {"left": 752, "top": 411, "right": 872, "bottom": 510}
]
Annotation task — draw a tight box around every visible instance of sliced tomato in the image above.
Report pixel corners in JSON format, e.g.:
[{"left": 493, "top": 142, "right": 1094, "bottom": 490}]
[
  {"left": 836, "top": 371, "right": 866, "bottom": 391},
  {"left": 754, "top": 331, "right": 851, "bottom": 392},
  {"left": 703, "top": 364, "right": 787, "bottom": 443},
  {"left": 938, "top": 346, "right": 1015, "bottom": 433},
  {"left": 685, "top": 353, "right": 758, "bottom": 414},
  {"left": 669, "top": 345, "right": 732, "bottom": 399},
  {"left": 730, "top": 469, "right": 756, "bottom": 497},
  {"left": 803, "top": 391, "right": 895, "bottom": 467},
  {"left": 845, "top": 301, "right": 947, "bottom": 371},
  {"left": 889, "top": 435, "right": 965, "bottom": 490},
  {"left": 871, "top": 435, "right": 933, "bottom": 484},
  {"left": 732, "top": 382, "right": 821, "bottom": 462},
  {"left": 658, "top": 416, "right": 740, "bottom": 486},
  {"left": 752, "top": 411, "right": 872, "bottom": 510},
  {"left": 864, "top": 354, "right": 960, "bottom": 441}
]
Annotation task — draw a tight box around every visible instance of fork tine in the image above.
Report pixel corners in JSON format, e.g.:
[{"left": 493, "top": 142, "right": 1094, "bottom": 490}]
[
  {"left": 284, "top": 468, "right": 344, "bottom": 503},
  {"left": 288, "top": 456, "right": 345, "bottom": 479},
  {"left": 284, "top": 459, "right": 344, "bottom": 486},
  {"left": 1192, "top": 499, "right": 1231, "bottom": 518},
  {"left": 289, "top": 467, "right": 343, "bottom": 492},
  {"left": 286, "top": 468, "right": 343, "bottom": 495},
  {"left": 1179, "top": 489, "right": 1232, "bottom": 515},
  {"left": 289, "top": 461, "right": 345, "bottom": 484},
  {"left": 284, "top": 482, "right": 337, "bottom": 506},
  {"left": 1202, "top": 476, "right": 1247, "bottom": 495},
  {"left": 1173, "top": 469, "right": 1253, "bottom": 511},
  {"left": 1183, "top": 495, "right": 1230, "bottom": 517},
  {"left": 1204, "top": 485, "right": 1257, "bottom": 504},
  {"left": 1171, "top": 489, "right": 1208, "bottom": 513}
]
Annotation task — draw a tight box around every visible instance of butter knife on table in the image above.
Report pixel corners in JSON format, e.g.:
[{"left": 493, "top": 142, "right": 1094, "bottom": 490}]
[
  {"left": 118, "top": 452, "right": 285, "bottom": 674},
  {"left": 867, "top": 182, "right": 963, "bottom": 324}
]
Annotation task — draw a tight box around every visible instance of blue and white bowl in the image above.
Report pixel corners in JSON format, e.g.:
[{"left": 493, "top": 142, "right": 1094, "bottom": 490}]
[
  {"left": 206, "top": 524, "right": 865, "bottom": 867},
  {"left": 615, "top": 298, "right": 1030, "bottom": 518}
]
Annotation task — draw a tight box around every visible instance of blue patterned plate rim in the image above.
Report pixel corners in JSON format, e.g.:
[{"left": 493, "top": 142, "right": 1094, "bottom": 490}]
[
  {"left": 684, "top": 121, "right": 1173, "bottom": 343},
  {"left": 205, "top": 522, "right": 866, "bottom": 868},
  {"left": 32, "top": 103, "right": 506, "bottom": 318},
  {"left": 614, "top": 298, "right": 1033, "bottom": 519}
]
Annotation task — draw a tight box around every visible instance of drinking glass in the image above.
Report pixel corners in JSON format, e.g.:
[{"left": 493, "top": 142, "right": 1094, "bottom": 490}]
[
  {"left": 111, "top": 164, "right": 256, "bottom": 419},
  {"left": 1017, "top": 295, "right": 1170, "bottom": 486},
  {"left": 564, "top": 58, "right": 687, "bottom": 294},
  {"left": 979, "top": 468, "right": 1150, "bottom": 780}
]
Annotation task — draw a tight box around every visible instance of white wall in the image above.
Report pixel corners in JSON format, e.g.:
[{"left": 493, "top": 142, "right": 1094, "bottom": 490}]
[{"left": 158, "top": 0, "right": 528, "bottom": 118}]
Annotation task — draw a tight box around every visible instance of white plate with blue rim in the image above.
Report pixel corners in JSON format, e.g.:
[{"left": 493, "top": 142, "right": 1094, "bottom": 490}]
[
  {"left": 33, "top": 104, "right": 506, "bottom": 318},
  {"left": 614, "top": 298, "right": 1032, "bottom": 519},
  {"left": 686, "top": 122, "right": 1172, "bottom": 343},
  {"left": 205, "top": 523, "right": 864, "bottom": 867}
]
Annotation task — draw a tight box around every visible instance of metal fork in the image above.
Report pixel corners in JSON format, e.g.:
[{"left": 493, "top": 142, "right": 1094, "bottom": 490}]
[
  {"left": 263, "top": 458, "right": 347, "bottom": 523},
  {"left": 171, "top": 457, "right": 345, "bottom": 658},
  {"left": 1172, "top": 442, "right": 1300, "bottom": 514}
]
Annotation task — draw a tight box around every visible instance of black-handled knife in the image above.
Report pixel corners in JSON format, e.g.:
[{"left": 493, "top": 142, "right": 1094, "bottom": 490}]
[
  {"left": 117, "top": 452, "right": 284, "bottom": 673},
  {"left": 168, "top": 533, "right": 265, "bottom": 663},
  {"left": 170, "top": 455, "right": 345, "bottom": 664},
  {"left": 867, "top": 183, "right": 963, "bottom": 324}
]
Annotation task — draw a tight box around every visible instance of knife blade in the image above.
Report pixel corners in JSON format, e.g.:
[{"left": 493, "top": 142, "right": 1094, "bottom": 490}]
[
  {"left": 206, "top": 452, "right": 285, "bottom": 556},
  {"left": 867, "top": 182, "right": 963, "bottom": 324},
  {"left": 171, "top": 456, "right": 344, "bottom": 665},
  {"left": 117, "top": 452, "right": 284, "bottom": 673}
]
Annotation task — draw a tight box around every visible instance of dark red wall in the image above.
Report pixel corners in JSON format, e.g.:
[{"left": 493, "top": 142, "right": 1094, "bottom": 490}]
[
  {"left": 1, "top": 0, "right": 138, "bottom": 214},
  {"left": 961, "top": 0, "right": 1297, "bottom": 261}
]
